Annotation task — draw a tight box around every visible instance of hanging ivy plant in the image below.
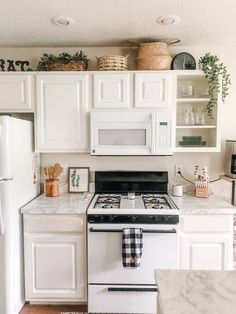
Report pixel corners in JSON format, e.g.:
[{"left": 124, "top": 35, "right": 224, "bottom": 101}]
[{"left": 198, "top": 53, "right": 231, "bottom": 118}]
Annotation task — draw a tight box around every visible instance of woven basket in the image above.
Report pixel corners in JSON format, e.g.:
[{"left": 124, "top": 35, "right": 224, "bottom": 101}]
[
  {"left": 136, "top": 56, "right": 172, "bottom": 70},
  {"left": 137, "top": 39, "right": 180, "bottom": 59},
  {"left": 137, "top": 42, "right": 169, "bottom": 58},
  {"left": 45, "top": 60, "right": 87, "bottom": 71},
  {"left": 96, "top": 55, "right": 128, "bottom": 71}
]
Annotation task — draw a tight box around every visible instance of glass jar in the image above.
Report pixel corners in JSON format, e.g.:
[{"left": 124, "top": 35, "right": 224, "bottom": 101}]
[
  {"left": 184, "top": 107, "right": 191, "bottom": 125},
  {"left": 190, "top": 108, "right": 195, "bottom": 125}
]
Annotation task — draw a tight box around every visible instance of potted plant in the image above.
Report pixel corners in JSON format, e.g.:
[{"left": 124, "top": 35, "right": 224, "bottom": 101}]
[
  {"left": 37, "top": 51, "right": 89, "bottom": 71},
  {"left": 199, "top": 53, "right": 230, "bottom": 118}
]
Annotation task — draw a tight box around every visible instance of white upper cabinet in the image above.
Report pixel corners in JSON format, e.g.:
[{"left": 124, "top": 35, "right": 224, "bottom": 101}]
[
  {"left": 134, "top": 72, "right": 170, "bottom": 108},
  {"left": 36, "top": 73, "right": 89, "bottom": 152},
  {"left": 93, "top": 73, "right": 131, "bottom": 108},
  {"left": 0, "top": 73, "right": 35, "bottom": 112}
]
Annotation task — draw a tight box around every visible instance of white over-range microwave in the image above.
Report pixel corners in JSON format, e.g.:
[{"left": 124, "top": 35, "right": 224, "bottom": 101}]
[{"left": 90, "top": 111, "right": 173, "bottom": 155}]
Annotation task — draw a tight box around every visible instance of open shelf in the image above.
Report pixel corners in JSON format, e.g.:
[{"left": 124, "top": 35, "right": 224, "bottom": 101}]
[
  {"left": 175, "top": 147, "right": 220, "bottom": 152},
  {"left": 177, "top": 98, "right": 210, "bottom": 103},
  {"left": 174, "top": 71, "right": 220, "bottom": 152},
  {"left": 176, "top": 125, "right": 217, "bottom": 129}
]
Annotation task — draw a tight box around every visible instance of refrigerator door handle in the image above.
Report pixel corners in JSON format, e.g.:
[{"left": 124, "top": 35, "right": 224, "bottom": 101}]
[
  {"left": 0, "top": 181, "right": 4, "bottom": 235},
  {"left": 0, "top": 178, "right": 13, "bottom": 181}
]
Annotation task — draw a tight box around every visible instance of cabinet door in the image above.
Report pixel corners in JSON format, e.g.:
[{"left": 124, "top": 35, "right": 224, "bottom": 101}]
[
  {"left": 36, "top": 74, "right": 89, "bottom": 152},
  {"left": 93, "top": 73, "right": 131, "bottom": 108},
  {"left": 24, "top": 233, "right": 86, "bottom": 301},
  {"left": 180, "top": 234, "right": 233, "bottom": 270},
  {"left": 0, "top": 73, "right": 35, "bottom": 112},
  {"left": 135, "top": 73, "right": 170, "bottom": 108}
]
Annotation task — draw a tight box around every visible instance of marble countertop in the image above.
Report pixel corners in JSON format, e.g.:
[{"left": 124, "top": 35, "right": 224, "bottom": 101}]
[
  {"left": 155, "top": 269, "right": 236, "bottom": 314},
  {"left": 21, "top": 192, "right": 94, "bottom": 214},
  {"left": 171, "top": 192, "right": 236, "bottom": 215},
  {"left": 21, "top": 191, "right": 236, "bottom": 215}
]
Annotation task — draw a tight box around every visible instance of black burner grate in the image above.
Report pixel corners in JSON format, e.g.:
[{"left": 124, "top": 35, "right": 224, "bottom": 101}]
[{"left": 94, "top": 194, "right": 121, "bottom": 209}]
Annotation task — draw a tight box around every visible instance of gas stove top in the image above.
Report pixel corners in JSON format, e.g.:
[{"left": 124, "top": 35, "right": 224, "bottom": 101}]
[
  {"left": 88, "top": 193, "right": 178, "bottom": 215},
  {"left": 88, "top": 171, "right": 179, "bottom": 220}
]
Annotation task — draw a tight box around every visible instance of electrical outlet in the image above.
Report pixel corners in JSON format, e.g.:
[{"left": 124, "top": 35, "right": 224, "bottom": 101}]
[{"left": 175, "top": 165, "right": 183, "bottom": 176}]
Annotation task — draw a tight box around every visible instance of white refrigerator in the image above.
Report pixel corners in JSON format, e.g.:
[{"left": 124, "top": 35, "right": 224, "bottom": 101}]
[{"left": 0, "top": 115, "right": 40, "bottom": 314}]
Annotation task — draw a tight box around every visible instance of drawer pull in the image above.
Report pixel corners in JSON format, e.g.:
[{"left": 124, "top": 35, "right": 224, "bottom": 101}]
[
  {"left": 108, "top": 287, "right": 157, "bottom": 292},
  {"left": 90, "top": 228, "right": 176, "bottom": 234}
]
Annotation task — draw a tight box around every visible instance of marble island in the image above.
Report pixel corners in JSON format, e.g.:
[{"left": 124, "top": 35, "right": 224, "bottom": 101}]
[{"left": 155, "top": 269, "right": 236, "bottom": 314}]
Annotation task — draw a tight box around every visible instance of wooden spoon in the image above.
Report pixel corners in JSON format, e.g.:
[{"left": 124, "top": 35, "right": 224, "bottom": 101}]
[
  {"left": 44, "top": 167, "right": 49, "bottom": 179},
  {"left": 53, "top": 163, "right": 63, "bottom": 179},
  {"left": 49, "top": 166, "right": 55, "bottom": 180}
]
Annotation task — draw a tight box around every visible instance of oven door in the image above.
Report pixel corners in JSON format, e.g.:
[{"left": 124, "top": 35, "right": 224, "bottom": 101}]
[
  {"left": 88, "top": 223, "right": 179, "bottom": 285},
  {"left": 90, "top": 111, "right": 155, "bottom": 155}
]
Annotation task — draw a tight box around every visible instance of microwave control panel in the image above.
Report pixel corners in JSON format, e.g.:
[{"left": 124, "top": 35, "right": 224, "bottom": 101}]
[{"left": 155, "top": 112, "right": 172, "bottom": 155}]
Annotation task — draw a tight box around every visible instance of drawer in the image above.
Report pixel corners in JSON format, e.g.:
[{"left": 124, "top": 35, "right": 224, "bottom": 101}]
[
  {"left": 88, "top": 285, "right": 157, "bottom": 313},
  {"left": 24, "top": 214, "right": 85, "bottom": 233},
  {"left": 180, "top": 215, "right": 234, "bottom": 233}
]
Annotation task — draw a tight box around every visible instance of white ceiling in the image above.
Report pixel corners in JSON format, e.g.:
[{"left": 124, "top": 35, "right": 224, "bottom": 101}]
[{"left": 2, "top": 0, "right": 236, "bottom": 47}]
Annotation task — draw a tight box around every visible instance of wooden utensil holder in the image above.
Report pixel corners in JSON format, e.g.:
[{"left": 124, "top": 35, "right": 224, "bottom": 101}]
[{"left": 45, "top": 179, "right": 59, "bottom": 197}]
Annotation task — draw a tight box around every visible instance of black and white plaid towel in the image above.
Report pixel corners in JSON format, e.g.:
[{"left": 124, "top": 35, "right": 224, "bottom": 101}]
[{"left": 122, "top": 228, "right": 143, "bottom": 268}]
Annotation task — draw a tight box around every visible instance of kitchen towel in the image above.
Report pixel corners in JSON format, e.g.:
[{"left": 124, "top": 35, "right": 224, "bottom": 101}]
[{"left": 122, "top": 228, "right": 143, "bottom": 268}]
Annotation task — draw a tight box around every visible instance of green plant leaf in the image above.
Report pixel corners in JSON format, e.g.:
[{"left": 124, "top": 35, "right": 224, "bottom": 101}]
[{"left": 199, "top": 53, "right": 231, "bottom": 118}]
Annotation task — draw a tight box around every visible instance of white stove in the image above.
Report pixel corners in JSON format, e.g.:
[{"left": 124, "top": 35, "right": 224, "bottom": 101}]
[{"left": 87, "top": 171, "right": 179, "bottom": 314}]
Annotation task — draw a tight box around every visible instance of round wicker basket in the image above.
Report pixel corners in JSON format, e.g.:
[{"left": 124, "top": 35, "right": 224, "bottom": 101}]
[
  {"left": 137, "top": 39, "right": 180, "bottom": 59},
  {"left": 136, "top": 56, "right": 172, "bottom": 70},
  {"left": 45, "top": 60, "right": 87, "bottom": 71},
  {"left": 96, "top": 55, "right": 128, "bottom": 71},
  {"left": 137, "top": 42, "right": 169, "bottom": 58}
]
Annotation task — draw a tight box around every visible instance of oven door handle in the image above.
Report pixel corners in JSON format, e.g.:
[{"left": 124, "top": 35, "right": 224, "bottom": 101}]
[
  {"left": 108, "top": 287, "right": 157, "bottom": 292},
  {"left": 89, "top": 228, "right": 176, "bottom": 234}
]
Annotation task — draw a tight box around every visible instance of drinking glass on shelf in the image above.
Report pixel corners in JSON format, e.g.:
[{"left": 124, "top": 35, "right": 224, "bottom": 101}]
[
  {"left": 190, "top": 108, "right": 195, "bottom": 125},
  {"left": 195, "top": 108, "right": 201, "bottom": 125},
  {"left": 179, "top": 84, "right": 194, "bottom": 98},
  {"left": 184, "top": 107, "right": 191, "bottom": 125},
  {"left": 200, "top": 107, "right": 206, "bottom": 125}
]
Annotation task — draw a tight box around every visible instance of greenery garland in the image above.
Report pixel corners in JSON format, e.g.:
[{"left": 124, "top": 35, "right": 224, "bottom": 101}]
[
  {"left": 198, "top": 53, "right": 231, "bottom": 118},
  {"left": 37, "top": 51, "right": 89, "bottom": 71}
]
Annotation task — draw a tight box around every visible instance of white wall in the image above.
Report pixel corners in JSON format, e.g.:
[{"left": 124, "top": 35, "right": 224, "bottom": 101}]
[{"left": 0, "top": 45, "right": 235, "bottom": 200}]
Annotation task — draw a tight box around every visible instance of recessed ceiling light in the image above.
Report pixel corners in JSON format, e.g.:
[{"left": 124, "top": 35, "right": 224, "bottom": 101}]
[
  {"left": 156, "top": 15, "right": 180, "bottom": 25},
  {"left": 51, "top": 16, "right": 74, "bottom": 27}
]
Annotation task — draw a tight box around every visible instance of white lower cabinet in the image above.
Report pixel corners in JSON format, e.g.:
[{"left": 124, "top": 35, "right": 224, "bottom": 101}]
[
  {"left": 180, "top": 215, "right": 234, "bottom": 270},
  {"left": 24, "top": 215, "right": 86, "bottom": 303},
  {"left": 180, "top": 234, "right": 232, "bottom": 270}
]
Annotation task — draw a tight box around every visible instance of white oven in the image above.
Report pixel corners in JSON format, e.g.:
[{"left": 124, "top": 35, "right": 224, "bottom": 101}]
[
  {"left": 88, "top": 222, "right": 179, "bottom": 313},
  {"left": 90, "top": 111, "right": 172, "bottom": 155}
]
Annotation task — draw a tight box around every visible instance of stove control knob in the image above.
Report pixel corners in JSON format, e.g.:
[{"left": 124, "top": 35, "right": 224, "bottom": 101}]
[
  {"left": 164, "top": 216, "right": 170, "bottom": 223},
  {"left": 109, "top": 215, "right": 115, "bottom": 222}
]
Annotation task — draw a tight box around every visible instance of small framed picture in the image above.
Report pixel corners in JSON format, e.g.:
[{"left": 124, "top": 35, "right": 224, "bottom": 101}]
[{"left": 68, "top": 167, "right": 89, "bottom": 193}]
